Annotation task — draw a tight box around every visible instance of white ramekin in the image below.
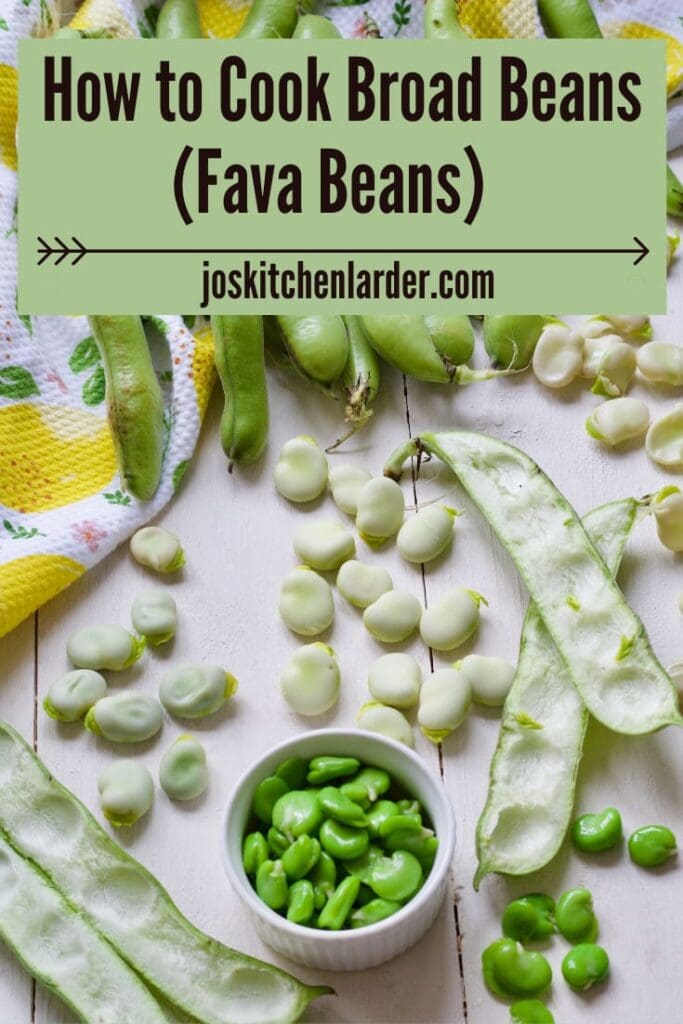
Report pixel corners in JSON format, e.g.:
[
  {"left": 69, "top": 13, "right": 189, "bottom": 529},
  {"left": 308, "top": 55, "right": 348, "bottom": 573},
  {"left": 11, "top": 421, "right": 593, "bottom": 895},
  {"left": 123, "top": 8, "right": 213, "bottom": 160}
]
[{"left": 221, "top": 728, "right": 455, "bottom": 971}]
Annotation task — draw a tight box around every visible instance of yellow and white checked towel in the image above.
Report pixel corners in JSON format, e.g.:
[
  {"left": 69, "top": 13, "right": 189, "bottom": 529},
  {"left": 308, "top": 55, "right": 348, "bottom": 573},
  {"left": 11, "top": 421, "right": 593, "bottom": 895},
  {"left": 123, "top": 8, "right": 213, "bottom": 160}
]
[{"left": 1, "top": 0, "right": 681, "bottom": 639}]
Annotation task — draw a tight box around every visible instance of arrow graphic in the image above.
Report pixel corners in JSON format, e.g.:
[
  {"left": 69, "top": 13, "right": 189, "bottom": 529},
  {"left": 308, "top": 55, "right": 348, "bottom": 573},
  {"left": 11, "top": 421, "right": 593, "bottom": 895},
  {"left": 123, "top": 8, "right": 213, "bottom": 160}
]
[{"left": 36, "top": 236, "right": 650, "bottom": 268}]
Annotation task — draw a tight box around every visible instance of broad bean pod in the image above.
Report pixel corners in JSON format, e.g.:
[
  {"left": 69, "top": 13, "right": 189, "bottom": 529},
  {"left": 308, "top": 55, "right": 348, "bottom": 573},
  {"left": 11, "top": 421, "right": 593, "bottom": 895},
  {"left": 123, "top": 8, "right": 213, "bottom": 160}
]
[
  {"left": 211, "top": 315, "right": 269, "bottom": 464},
  {"left": 484, "top": 315, "right": 554, "bottom": 370},
  {"left": 537, "top": 0, "right": 602, "bottom": 38},
  {"left": 424, "top": 0, "right": 468, "bottom": 39},
  {"left": 156, "top": 0, "right": 202, "bottom": 37},
  {"left": 293, "top": 14, "right": 341, "bottom": 39},
  {"left": 237, "top": 0, "right": 306, "bottom": 39},
  {"left": 276, "top": 315, "right": 349, "bottom": 385}
]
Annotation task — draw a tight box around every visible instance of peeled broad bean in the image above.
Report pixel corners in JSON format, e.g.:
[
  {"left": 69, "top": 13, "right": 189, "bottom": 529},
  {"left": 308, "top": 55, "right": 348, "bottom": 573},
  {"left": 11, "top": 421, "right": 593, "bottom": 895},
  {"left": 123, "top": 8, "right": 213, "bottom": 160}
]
[
  {"left": 367, "top": 652, "right": 421, "bottom": 708},
  {"left": 243, "top": 832, "right": 269, "bottom": 876},
  {"left": 597, "top": 314, "right": 651, "bottom": 340},
  {"left": 532, "top": 324, "right": 582, "bottom": 388},
  {"left": 482, "top": 939, "right": 552, "bottom": 999},
  {"left": 572, "top": 807, "right": 622, "bottom": 853},
  {"left": 396, "top": 505, "right": 456, "bottom": 564},
  {"left": 307, "top": 755, "right": 359, "bottom": 785},
  {"left": 652, "top": 486, "right": 683, "bottom": 552},
  {"left": 646, "top": 404, "right": 683, "bottom": 467},
  {"left": 286, "top": 879, "right": 315, "bottom": 925},
  {"left": 273, "top": 791, "right": 324, "bottom": 841},
  {"left": 356, "top": 702, "right": 414, "bottom": 747},
  {"left": 85, "top": 693, "right": 163, "bottom": 743},
  {"left": 458, "top": 654, "right": 515, "bottom": 707},
  {"left": 130, "top": 526, "right": 185, "bottom": 573},
  {"left": 502, "top": 894, "right": 555, "bottom": 942},
  {"left": 363, "top": 591, "right": 422, "bottom": 643},
  {"left": 555, "top": 888, "right": 597, "bottom": 942},
  {"left": 628, "top": 824, "right": 677, "bottom": 867},
  {"left": 356, "top": 478, "right": 405, "bottom": 544},
  {"left": 341, "top": 767, "right": 390, "bottom": 804},
  {"left": 581, "top": 333, "right": 620, "bottom": 378},
  {"left": 510, "top": 1000, "right": 554, "bottom": 1024},
  {"left": 256, "top": 860, "right": 288, "bottom": 911},
  {"left": 328, "top": 464, "right": 372, "bottom": 515},
  {"left": 274, "top": 436, "right": 328, "bottom": 503},
  {"left": 275, "top": 757, "right": 308, "bottom": 789},
  {"left": 281, "top": 835, "right": 321, "bottom": 880},
  {"left": 159, "top": 735, "right": 208, "bottom": 801},
  {"left": 280, "top": 643, "right": 340, "bottom": 715},
  {"left": 317, "top": 876, "right": 360, "bottom": 930},
  {"left": 159, "top": 664, "right": 237, "bottom": 719},
  {"left": 419, "top": 588, "right": 485, "bottom": 651},
  {"left": 637, "top": 342, "right": 683, "bottom": 385},
  {"left": 337, "top": 560, "right": 393, "bottom": 609},
  {"left": 585, "top": 397, "right": 649, "bottom": 446},
  {"left": 278, "top": 567, "right": 334, "bottom": 636},
  {"left": 418, "top": 666, "right": 471, "bottom": 742},
  {"left": 98, "top": 760, "right": 154, "bottom": 828},
  {"left": 561, "top": 944, "right": 609, "bottom": 991},
  {"left": 131, "top": 589, "right": 177, "bottom": 646},
  {"left": 293, "top": 518, "right": 355, "bottom": 570},
  {"left": 591, "top": 342, "right": 636, "bottom": 398},
  {"left": 43, "top": 669, "right": 107, "bottom": 722},
  {"left": 350, "top": 897, "right": 402, "bottom": 928},
  {"left": 67, "top": 625, "right": 145, "bottom": 671},
  {"left": 320, "top": 819, "right": 369, "bottom": 860},
  {"left": 318, "top": 787, "right": 367, "bottom": 827},
  {"left": 253, "top": 776, "right": 289, "bottom": 824},
  {"left": 367, "top": 850, "right": 422, "bottom": 901}
]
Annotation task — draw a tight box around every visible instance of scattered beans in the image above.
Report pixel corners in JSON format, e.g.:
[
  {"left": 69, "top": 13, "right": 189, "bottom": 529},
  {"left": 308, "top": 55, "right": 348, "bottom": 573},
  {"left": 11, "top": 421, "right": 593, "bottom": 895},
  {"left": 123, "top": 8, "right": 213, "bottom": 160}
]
[
  {"left": 130, "top": 527, "right": 185, "bottom": 573},
  {"left": 585, "top": 396, "right": 649, "bottom": 446},
  {"left": 84, "top": 693, "right": 163, "bottom": 744},
  {"left": 652, "top": 486, "right": 683, "bottom": 552},
  {"left": 356, "top": 702, "right": 414, "bottom": 747},
  {"left": 572, "top": 807, "right": 622, "bottom": 853},
  {"left": 419, "top": 588, "right": 485, "bottom": 651},
  {"left": 636, "top": 341, "right": 683, "bottom": 385},
  {"left": 280, "top": 643, "right": 341, "bottom": 715},
  {"left": 363, "top": 590, "right": 422, "bottom": 643},
  {"left": 418, "top": 666, "right": 471, "bottom": 742},
  {"left": 367, "top": 652, "right": 422, "bottom": 709},
  {"left": 458, "top": 654, "right": 515, "bottom": 707},
  {"left": 159, "top": 735, "right": 208, "bottom": 801},
  {"left": 131, "top": 589, "right": 177, "bottom": 646},
  {"left": 555, "top": 888, "right": 597, "bottom": 943},
  {"left": 67, "top": 625, "right": 145, "bottom": 672},
  {"left": 628, "top": 824, "right": 677, "bottom": 867},
  {"left": 274, "top": 436, "right": 328, "bottom": 503},
  {"left": 561, "top": 943, "right": 610, "bottom": 991},
  {"left": 646, "top": 403, "right": 683, "bottom": 467},
  {"left": 293, "top": 518, "right": 355, "bottom": 570},
  {"left": 43, "top": 669, "right": 107, "bottom": 723},
  {"left": 97, "top": 760, "right": 154, "bottom": 828},
  {"left": 356, "top": 477, "right": 405, "bottom": 544},
  {"left": 532, "top": 324, "right": 583, "bottom": 388},
  {"left": 328, "top": 464, "right": 372, "bottom": 515},
  {"left": 158, "top": 664, "right": 237, "bottom": 719},
  {"left": 337, "top": 560, "right": 393, "bottom": 609},
  {"left": 278, "top": 566, "right": 334, "bottom": 636},
  {"left": 396, "top": 505, "right": 456, "bottom": 564}
]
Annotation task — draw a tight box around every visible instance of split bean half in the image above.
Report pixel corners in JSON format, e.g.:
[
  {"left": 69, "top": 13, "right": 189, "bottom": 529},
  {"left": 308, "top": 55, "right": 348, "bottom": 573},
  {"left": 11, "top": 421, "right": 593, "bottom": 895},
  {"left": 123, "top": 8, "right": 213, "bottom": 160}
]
[
  {"left": 293, "top": 518, "right": 355, "bottom": 570},
  {"left": 159, "top": 735, "right": 208, "bottom": 801},
  {"left": 458, "top": 654, "right": 516, "bottom": 707},
  {"left": 356, "top": 477, "right": 405, "bottom": 545},
  {"left": 84, "top": 693, "right": 163, "bottom": 744},
  {"left": 418, "top": 666, "right": 471, "bottom": 742},
  {"left": 278, "top": 566, "right": 334, "bottom": 636},
  {"left": 396, "top": 505, "right": 456, "bottom": 564},
  {"left": 131, "top": 589, "right": 177, "bottom": 646},
  {"left": 43, "top": 669, "right": 107, "bottom": 723},
  {"left": 356, "top": 702, "right": 414, "bottom": 747},
  {"left": 274, "top": 436, "right": 328, "bottom": 503},
  {"left": 561, "top": 943, "right": 609, "bottom": 991},
  {"left": 585, "top": 397, "right": 649, "bottom": 446},
  {"left": 628, "top": 824, "right": 677, "bottom": 867},
  {"left": 280, "top": 643, "right": 341, "bottom": 715},
  {"left": 419, "top": 588, "right": 486, "bottom": 652},
  {"left": 367, "top": 652, "right": 422, "bottom": 708},
  {"left": 130, "top": 526, "right": 185, "bottom": 573},
  {"left": 159, "top": 664, "right": 237, "bottom": 719},
  {"left": 98, "top": 760, "right": 154, "bottom": 828},
  {"left": 646, "top": 404, "right": 683, "bottom": 467},
  {"left": 363, "top": 590, "right": 422, "bottom": 643},
  {"left": 328, "top": 464, "right": 372, "bottom": 515},
  {"left": 337, "top": 560, "right": 393, "bottom": 609},
  {"left": 532, "top": 324, "right": 582, "bottom": 388},
  {"left": 652, "top": 486, "right": 683, "bottom": 552},
  {"left": 572, "top": 807, "right": 622, "bottom": 853},
  {"left": 67, "top": 625, "right": 145, "bottom": 672}
]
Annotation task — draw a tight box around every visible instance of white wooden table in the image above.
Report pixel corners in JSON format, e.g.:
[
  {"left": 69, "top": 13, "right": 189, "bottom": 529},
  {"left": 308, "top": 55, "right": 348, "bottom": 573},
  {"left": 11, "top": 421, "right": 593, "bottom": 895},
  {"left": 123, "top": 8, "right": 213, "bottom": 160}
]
[{"left": 2, "top": 238, "right": 683, "bottom": 1024}]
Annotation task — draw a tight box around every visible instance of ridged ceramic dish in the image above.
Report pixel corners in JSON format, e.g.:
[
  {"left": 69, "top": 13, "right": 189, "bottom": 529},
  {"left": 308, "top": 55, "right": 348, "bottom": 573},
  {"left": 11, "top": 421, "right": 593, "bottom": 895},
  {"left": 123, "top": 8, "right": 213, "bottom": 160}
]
[{"left": 221, "top": 728, "right": 456, "bottom": 971}]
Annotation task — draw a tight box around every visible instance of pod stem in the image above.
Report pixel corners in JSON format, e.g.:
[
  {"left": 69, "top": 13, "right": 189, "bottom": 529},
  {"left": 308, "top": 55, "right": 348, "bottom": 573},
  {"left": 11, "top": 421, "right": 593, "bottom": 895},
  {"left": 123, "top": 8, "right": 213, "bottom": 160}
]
[{"left": 383, "top": 438, "right": 422, "bottom": 480}]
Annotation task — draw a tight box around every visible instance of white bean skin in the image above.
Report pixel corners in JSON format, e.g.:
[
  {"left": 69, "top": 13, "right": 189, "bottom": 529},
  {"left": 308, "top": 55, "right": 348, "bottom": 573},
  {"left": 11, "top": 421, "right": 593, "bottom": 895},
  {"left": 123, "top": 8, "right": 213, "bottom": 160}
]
[
  {"left": 131, "top": 590, "right": 177, "bottom": 646},
  {"left": 396, "top": 505, "right": 456, "bottom": 564},
  {"left": 159, "top": 735, "right": 209, "bottom": 801},
  {"left": 585, "top": 397, "right": 650, "bottom": 447},
  {"left": 66, "top": 625, "right": 145, "bottom": 671},
  {"left": 652, "top": 487, "right": 683, "bottom": 552},
  {"left": 85, "top": 694, "right": 163, "bottom": 744},
  {"left": 458, "top": 654, "right": 516, "bottom": 707},
  {"left": 591, "top": 342, "right": 636, "bottom": 397},
  {"left": 98, "top": 761, "right": 154, "bottom": 827},
  {"left": 336, "top": 560, "right": 393, "bottom": 609},
  {"left": 637, "top": 342, "right": 683, "bottom": 385},
  {"left": 646, "top": 404, "right": 683, "bottom": 467},
  {"left": 419, "top": 589, "right": 485, "bottom": 652},
  {"left": 532, "top": 324, "right": 583, "bottom": 388},
  {"left": 356, "top": 478, "right": 405, "bottom": 544},
  {"left": 274, "top": 436, "right": 328, "bottom": 503},
  {"left": 130, "top": 527, "right": 185, "bottom": 573},
  {"left": 356, "top": 702, "right": 414, "bottom": 747},
  {"left": 293, "top": 518, "right": 356, "bottom": 570},
  {"left": 159, "top": 665, "right": 237, "bottom": 719},
  {"left": 280, "top": 643, "right": 341, "bottom": 716},
  {"left": 328, "top": 464, "right": 372, "bottom": 515},
  {"left": 598, "top": 315, "right": 651, "bottom": 340},
  {"left": 278, "top": 567, "right": 334, "bottom": 636},
  {"left": 43, "top": 670, "right": 107, "bottom": 723},
  {"left": 363, "top": 591, "right": 422, "bottom": 643},
  {"left": 418, "top": 667, "right": 472, "bottom": 743},
  {"left": 581, "top": 333, "right": 621, "bottom": 378},
  {"left": 367, "top": 653, "right": 422, "bottom": 709}
]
